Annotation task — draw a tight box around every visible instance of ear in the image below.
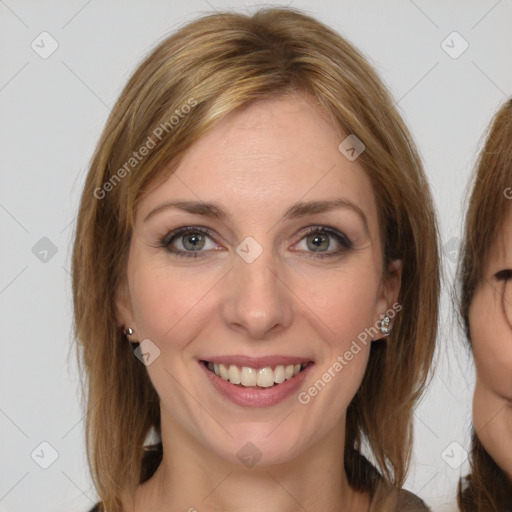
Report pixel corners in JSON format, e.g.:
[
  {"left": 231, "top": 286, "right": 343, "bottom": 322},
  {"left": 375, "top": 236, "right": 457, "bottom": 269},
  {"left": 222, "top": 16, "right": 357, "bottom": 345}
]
[
  {"left": 114, "top": 277, "right": 137, "bottom": 335},
  {"left": 373, "top": 259, "right": 402, "bottom": 331}
]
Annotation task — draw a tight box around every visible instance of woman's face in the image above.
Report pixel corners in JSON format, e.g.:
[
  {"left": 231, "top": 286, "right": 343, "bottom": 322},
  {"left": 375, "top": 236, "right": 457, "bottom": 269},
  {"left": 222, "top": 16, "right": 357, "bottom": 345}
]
[
  {"left": 470, "top": 207, "right": 512, "bottom": 481},
  {"left": 116, "top": 94, "right": 400, "bottom": 467}
]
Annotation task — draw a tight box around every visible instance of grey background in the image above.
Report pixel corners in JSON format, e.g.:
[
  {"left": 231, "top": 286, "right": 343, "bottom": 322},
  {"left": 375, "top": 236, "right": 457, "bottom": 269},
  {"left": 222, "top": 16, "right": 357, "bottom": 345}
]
[{"left": 1, "top": 1, "right": 511, "bottom": 511}]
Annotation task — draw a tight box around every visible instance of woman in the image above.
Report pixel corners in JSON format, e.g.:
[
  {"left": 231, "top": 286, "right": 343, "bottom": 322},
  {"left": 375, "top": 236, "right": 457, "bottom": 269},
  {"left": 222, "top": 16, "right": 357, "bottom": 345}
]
[
  {"left": 458, "top": 99, "right": 512, "bottom": 510},
  {"left": 71, "top": 7, "right": 440, "bottom": 511}
]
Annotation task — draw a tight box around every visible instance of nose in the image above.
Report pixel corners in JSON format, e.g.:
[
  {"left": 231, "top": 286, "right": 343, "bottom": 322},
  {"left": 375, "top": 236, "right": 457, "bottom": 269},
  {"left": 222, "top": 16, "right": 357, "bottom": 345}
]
[{"left": 221, "top": 249, "right": 294, "bottom": 340}]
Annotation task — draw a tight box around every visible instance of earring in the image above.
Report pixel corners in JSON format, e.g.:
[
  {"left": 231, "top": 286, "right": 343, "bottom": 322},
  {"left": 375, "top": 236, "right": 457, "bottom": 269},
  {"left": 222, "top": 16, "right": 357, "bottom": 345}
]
[
  {"left": 380, "top": 316, "right": 391, "bottom": 336},
  {"left": 124, "top": 327, "right": 134, "bottom": 336}
]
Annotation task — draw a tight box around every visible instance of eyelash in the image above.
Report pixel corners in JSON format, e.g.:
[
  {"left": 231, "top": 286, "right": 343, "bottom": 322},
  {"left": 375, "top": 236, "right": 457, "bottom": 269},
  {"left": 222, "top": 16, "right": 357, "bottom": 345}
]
[
  {"left": 495, "top": 269, "right": 512, "bottom": 281},
  {"left": 158, "top": 225, "right": 353, "bottom": 259}
]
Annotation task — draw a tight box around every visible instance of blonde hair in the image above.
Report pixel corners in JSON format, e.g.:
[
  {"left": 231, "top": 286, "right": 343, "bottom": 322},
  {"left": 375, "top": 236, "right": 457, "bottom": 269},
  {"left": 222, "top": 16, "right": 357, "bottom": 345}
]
[{"left": 71, "top": 7, "right": 440, "bottom": 511}]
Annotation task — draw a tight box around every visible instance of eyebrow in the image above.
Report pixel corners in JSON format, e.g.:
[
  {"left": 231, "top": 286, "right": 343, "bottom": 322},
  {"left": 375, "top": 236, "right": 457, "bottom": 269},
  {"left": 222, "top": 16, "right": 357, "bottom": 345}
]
[{"left": 144, "top": 198, "right": 369, "bottom": 232}]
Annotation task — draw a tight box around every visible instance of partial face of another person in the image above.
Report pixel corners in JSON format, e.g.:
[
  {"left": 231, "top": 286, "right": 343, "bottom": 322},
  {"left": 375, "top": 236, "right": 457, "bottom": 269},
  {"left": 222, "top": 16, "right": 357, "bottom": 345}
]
[
  {"left": 116, "top": 93, "right": 400, "bottom": 467},
  {"left": 470, "top": 207, "right": 512, "bottom": 481}
]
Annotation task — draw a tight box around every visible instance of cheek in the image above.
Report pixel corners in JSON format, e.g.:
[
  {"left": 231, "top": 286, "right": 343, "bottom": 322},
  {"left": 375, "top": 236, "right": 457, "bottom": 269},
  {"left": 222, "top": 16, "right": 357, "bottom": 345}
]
[
  {"left": 470, "top": 288, "right": 512, "bottom": 400},
  {"left": 291, "top": 260, "right": 382, "bottom": 374},
  {"left": 128, "top": 257, "right": 219, "bottom": 344},
  {"left": 305, "top": 264, "right": 381, "bottom": 331}
]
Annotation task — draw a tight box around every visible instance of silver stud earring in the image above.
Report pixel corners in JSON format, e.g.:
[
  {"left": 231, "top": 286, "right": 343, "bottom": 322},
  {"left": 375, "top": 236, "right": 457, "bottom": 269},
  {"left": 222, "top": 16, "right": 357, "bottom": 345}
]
[
  {"left": 124, "top": 327, "right": 134, "bottom": 336},
  {"left": 380, "top": 316, "right": 391, "bottom": 336}
]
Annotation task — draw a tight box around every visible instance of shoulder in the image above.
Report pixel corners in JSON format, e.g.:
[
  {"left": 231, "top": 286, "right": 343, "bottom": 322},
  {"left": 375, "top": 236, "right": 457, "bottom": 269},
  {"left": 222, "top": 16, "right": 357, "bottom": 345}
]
[
  {"left": 396, "top": 489, "right": 431, "bottom": 511},
  {"left": 346, "top": 450, "right": 430, "bottom": 511}
]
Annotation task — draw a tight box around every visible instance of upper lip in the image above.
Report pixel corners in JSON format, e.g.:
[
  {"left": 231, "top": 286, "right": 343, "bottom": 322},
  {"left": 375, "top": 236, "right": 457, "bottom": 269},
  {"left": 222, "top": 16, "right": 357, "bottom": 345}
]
[{"left": 200, "top": 355, "right": 314, "bottom": 368}]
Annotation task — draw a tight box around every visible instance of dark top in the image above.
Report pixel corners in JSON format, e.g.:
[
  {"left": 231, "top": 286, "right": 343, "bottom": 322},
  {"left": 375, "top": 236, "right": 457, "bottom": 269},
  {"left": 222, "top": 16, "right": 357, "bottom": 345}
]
[{"left": 88, "top": 490, "right": 429, "bottom": 512}]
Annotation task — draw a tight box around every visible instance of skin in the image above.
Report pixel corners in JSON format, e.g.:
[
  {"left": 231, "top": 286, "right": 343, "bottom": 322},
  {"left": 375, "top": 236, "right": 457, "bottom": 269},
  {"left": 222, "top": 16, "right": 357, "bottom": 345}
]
[
  {"left": 116, "top": 93, "right": 402, "bottom": 512},
  {"left": 470, "top": 207, "right": 512, "bottom": 483}
]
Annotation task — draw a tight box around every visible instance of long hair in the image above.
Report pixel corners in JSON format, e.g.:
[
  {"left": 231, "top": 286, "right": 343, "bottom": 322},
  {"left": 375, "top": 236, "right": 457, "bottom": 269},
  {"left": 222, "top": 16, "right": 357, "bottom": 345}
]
[
  {"left": 71, "top": 8, "right": 440, "bottom": 511},
  {"left": 457, "top": 98, "right": 512, "bottom": 511}
]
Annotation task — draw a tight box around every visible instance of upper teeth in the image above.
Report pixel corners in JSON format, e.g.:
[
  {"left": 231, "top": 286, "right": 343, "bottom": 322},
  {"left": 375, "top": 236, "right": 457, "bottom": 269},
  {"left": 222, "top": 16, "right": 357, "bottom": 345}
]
[{"left": 208, "top": 362, "right": 305, "bottom": 387}]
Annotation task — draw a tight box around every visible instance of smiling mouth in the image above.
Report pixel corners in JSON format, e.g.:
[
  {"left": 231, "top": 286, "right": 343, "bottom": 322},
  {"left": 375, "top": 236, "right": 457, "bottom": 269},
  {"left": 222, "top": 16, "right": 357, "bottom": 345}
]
[{"left": 202, "top": 361, "right": 313, "bottom": 389}]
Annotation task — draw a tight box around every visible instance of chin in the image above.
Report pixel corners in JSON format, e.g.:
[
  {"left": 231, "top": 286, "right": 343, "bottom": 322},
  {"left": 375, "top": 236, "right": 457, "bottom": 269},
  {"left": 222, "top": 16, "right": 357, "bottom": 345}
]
[{"left": 202, "top": 425, "right": 310, "bottom": 469}]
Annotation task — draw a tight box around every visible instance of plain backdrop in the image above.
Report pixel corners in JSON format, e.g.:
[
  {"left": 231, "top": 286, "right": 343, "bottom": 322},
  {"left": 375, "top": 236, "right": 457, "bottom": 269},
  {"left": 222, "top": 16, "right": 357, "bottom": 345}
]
[{"left": 1, "top": 1, "right": 511, "bottom": 511}]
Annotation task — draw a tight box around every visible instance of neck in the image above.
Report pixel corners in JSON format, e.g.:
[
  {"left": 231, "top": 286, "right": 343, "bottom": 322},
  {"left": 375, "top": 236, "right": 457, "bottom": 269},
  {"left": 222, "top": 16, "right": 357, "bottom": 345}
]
[{"left": 129, "top": 410, "right": 369, "bottom": 512}]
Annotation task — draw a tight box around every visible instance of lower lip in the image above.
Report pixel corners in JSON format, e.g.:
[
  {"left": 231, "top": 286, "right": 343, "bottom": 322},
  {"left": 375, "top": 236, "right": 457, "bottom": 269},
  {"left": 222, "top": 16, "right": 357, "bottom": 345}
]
[{"left": 200, "top": 361, "right": 314, "bottom": 407}]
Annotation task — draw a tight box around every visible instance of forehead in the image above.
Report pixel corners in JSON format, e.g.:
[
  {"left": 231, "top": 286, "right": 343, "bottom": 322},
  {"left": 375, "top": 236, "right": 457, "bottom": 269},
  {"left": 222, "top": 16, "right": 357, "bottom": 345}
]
[{"left": 137, "top": 94, "right": 379, "bottom": 232}]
